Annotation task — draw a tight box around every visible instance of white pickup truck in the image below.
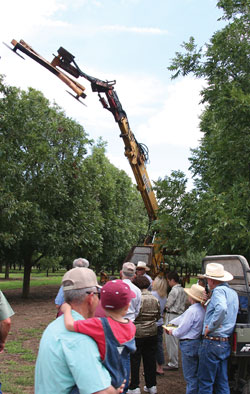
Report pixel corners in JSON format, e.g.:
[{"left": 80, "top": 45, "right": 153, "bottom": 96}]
[{"left": 202, "top": 255, "right": 250, "bottom": 394}]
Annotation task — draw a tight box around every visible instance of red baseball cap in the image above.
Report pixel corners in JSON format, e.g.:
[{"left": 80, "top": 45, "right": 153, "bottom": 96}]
[{"left": 101, "top": 279, "right": 136, "bottom": 310}]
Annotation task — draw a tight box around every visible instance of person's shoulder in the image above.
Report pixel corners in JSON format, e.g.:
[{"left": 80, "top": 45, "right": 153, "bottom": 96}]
[
  {"left": 151, "top": 293, "right": 160, "bottom": 302},
  {"left": 214, "top": 284, "right": 232, "bottom": 295},
  {"left": 126, "top": 280, "right": 141, "bottom": 294},
  {"left": 193, "top": 302, "right": 205, "bottom": 314},
  {"left": 144, "top": 291, "right": 158, "bottom": 302},
  {"left": 0, "top": 290, "right": 8, "bottom": 302}
]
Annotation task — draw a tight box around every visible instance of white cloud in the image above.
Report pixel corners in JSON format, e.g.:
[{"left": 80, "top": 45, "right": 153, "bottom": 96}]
[
  {"left": 99, "top": 25, "right": 169, "bottom": 35},
  {"left": 0, "top": 0, "right": 67, "bottom": 40},
  {"left": 136, "top": 77, "right": 205, "bottom": 147}
]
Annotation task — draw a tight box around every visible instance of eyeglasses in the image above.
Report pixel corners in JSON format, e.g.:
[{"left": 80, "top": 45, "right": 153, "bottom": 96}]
[{"left": 86, "top": 291, "right": 101, "bottom": 299}]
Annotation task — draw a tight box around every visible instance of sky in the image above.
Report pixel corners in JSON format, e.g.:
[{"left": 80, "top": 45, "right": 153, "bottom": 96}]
[{"left": 0, "top": 0, "right": 225, "bottom": 189}]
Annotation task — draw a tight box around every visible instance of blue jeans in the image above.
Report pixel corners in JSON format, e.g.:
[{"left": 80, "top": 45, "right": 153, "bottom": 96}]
[
  {"left": 179, "top": 339, "right": 201, "bottom": 394},
  {"left": 122, "top": 353, "right": 130, "bottom": 393},
  {"left": 198, "top": 339, "right": 231, "bottom": 394}
]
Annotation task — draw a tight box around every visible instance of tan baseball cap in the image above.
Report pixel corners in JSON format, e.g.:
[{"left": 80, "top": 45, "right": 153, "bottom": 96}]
[
  {"left": 62, "top": 267, "right": 101, "bottom": 291},
  {"left": 122, "top": 262, "right": 136, "bottom": 275}
]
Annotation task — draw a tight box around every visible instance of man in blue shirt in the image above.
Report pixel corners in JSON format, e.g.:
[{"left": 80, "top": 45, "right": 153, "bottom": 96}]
[{"left": 198, "top": 263, "right": 239, "bottom": 394}]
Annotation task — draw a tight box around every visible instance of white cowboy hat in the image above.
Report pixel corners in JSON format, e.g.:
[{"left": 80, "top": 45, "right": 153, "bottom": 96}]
[
  {"left": 136, "top": 261, "right": 150, "bottom": 271},
  {"left": 184, "top": 284, "right": 206, "bottom": 303},
  {"left": 199, "top": 263, "right": 233, "bottom": 282}
]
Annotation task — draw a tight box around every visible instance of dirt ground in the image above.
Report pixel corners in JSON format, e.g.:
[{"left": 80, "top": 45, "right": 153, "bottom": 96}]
[{"left": 1, "top": 285, "right": 186, "bottom": 394}]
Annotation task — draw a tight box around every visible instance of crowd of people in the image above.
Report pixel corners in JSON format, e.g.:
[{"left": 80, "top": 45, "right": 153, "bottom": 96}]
[{"left": 0, "top": 259, "right": 240, "bottom": 394}]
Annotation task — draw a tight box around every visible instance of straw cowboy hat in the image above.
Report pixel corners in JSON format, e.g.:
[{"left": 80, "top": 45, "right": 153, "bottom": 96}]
[
  {"left": 184, "top": 284, "right": 206, "bottom": 303},
  {"left": 136, "top": 261, "right": 150, "bottom": 271},
  {"left": 199, "top": 263, "right": 233, "bottom": 282}
]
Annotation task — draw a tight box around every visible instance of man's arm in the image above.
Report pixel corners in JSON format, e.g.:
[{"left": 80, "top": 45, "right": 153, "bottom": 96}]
[
  {"left": 206, "top": 288, "right": 227, "bottom": 334},
  {"left": 165, "top": 288, "right": 176, "bottom": 311},
  {"left": 0, "top": 317, "right": 11, "bottom": 352},
  {"left": 134, "top": 293, "right": 141, "bottom": 319}
]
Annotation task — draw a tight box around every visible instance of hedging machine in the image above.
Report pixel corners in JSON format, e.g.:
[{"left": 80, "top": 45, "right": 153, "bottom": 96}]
[{"left": 8, "top": 39, "right": 166, "bottom": 275}]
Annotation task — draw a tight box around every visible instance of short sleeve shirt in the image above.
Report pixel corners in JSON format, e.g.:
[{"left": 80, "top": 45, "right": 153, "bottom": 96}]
[
  {"left": 0, "top": 291, "right": 14, "bottom": 320},
  {"left": 74, "top": 317, "right": 136, "bottom": 360},
  {"left": 35, "top": 311, "right": 111, "bottom": 394}
]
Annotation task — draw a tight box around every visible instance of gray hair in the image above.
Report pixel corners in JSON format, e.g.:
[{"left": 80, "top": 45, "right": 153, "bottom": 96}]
[
  {"left": 64, "top": 284, "right": 96, "bottom": 304},
  {"left": 122, "top": 271, "right": 135, "bottom": 279},
  {"left": 72, "top": 258, "right": 89, "bottom": 268}
]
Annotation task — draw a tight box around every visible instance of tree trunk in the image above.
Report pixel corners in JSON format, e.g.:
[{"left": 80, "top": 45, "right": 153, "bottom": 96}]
[
  {"left": 0, "top": 261, "right": 2, "bottom": 273},
  {"left": 22, "top": 259, "right": 33, "bottom": 298},
  {"left": 5, "top": 262, "right": 10, "bottom": 280}
]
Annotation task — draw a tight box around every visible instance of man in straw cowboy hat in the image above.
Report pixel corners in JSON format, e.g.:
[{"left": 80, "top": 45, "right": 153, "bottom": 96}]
[
  {"left": 197, "top": 263, "right": 239, "bottom": 394},
  {"left": 136, "top": 261, "right": 152, "bottom": 290},
  {"left": 164, "top": 284, "right": 206, "bottom": 394}
]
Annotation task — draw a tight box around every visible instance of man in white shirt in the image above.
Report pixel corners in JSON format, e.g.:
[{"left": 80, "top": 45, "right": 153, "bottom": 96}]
[{"left": 122, "top": 262, "right": 141, "bottom": 321}]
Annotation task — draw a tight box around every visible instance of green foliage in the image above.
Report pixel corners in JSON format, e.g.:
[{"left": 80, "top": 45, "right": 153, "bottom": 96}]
[
  {"left": 168, "top": 37, "right": 203, "bottom": 80},
  {"left": 0, "top": 81, "right": 91, "bottom": 259},
  {"left": 189, "top": 184, "right": 250, "bottom": 256},
  {"left": 156, "top": 0, "right": 250, "bottom": 267},
  {"left": 166, "top": 251, "right": 207, "bottom": 275},
  {"left": 0, "top": 76, "right": 148, "bottom": 292},
  {"left": 153, "top": 171, "right": 192, "bottom": 253},
  {"left": 83, "top": 142, "right": 148, "bottom": 272}
]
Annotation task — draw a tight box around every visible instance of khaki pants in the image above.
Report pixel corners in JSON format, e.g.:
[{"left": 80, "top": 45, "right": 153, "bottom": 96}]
[{"left": 164, "top": 313, "right": 179, "bottom": 368}]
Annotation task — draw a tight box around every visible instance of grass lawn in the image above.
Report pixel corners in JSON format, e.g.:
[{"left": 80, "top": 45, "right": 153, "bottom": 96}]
[
  {"left": 0, "top": 269, "right": 66, "bottom": 290},
  {"left": 0, "top": 268, "right": 198, "bottom": 291}
]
